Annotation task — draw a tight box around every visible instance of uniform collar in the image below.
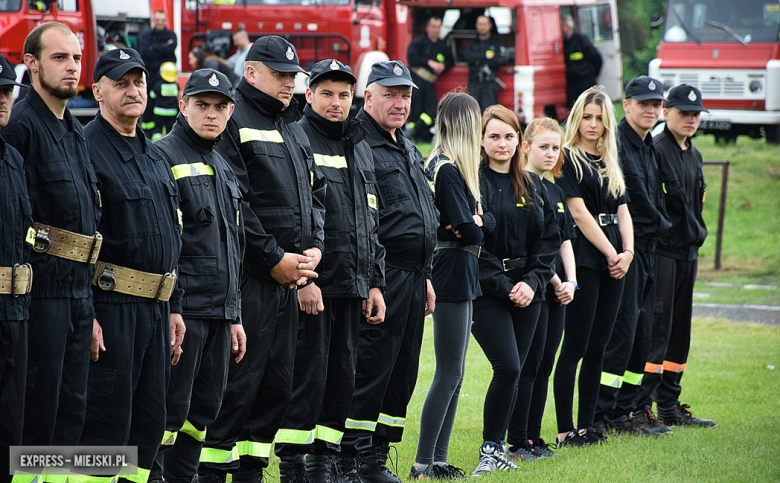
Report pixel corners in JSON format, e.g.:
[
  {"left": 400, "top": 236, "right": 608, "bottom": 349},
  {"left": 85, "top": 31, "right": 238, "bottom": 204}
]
[
  {"left": 303, "top": 104, "right": 367, "bottom": 145},
  {"left": 26, "top": 87, "right": 84, "bottom": 143},
  {"left": 236, "top": 78, "right": 300, "bottom": 123},
  {"left": 619, "top": 117, "right": 654, "bottom": 149},
  {"left": 94, "top": 110, "right": 150, "bottom": 162},
  {"left": 0, "top": 135, "right": 14, "bottom": 167},
  {"left": 171, "top": 112, "right": 222, "bottom": 154},
  {"left": 357, "top": 108, "right": 408, "bottom": 151},
  {"left": 660, "top": 123, "right": 691, "bottom": 152}
]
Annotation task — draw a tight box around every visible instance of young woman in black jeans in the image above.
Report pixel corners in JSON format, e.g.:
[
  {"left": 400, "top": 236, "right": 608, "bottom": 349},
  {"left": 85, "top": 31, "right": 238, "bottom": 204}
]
[
  {"left": 505, "top": 118, "right": 577, "bottom": 461},
  {"left": 410, "top": 92, "right": 492, "bottom": 480},
  {"left": 470, "top": 105, "right": 558, "bottom": 475},
  {"left": 553, "top": 87, "right": 634, "bottom": 447}
]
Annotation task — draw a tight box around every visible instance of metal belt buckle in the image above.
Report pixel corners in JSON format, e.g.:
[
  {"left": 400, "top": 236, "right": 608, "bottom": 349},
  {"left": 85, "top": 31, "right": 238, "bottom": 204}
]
[
  {"left": 476, "top": 246, "right": 482, "bottom": 258},
  {"left": 502, "top": 258, "right": 510, "bottom": 271},
  {"left": 598, "top": 214, "right": 609, "bottom": 226},
  {"left": 87, "top": 232, "right": 103, "bottom": 265},
  {"left": 155, "top": 272, "right": 174, "bottom": 302},
  {"left": 97, "top": 265, "right": 117, "bottom": 291},
  {"left": 11, "top": 263, "right": 32, "bottom": 298},
  {"left": 33, "top": 226, "right": 52, "bottom": 253}
]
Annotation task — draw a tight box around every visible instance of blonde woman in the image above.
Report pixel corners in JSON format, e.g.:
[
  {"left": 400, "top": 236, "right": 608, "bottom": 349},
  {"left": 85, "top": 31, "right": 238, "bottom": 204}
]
[
  {"left": 553, "top": 87, "right": 633, "bottom": 447},
  {"left": 411, "top": 92, "right": 492, "bottom": 480}
]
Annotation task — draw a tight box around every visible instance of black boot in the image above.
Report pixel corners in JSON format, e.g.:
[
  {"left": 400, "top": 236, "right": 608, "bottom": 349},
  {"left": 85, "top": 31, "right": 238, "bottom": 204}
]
[
  {"left": 280, "top": 455, "right": 308, "bottom": 483},
  {"left": 335, "top": 452, "right": 360, "bottom": 483},
  {"left": 198, "top": 469, "right": 226, "bottom": 483},
  {"left": 232, "top": 468, "right": 265, "bottom": 483},
  {"left": 358, "top": 443, "right": 400, "bottom": 483},
  {"left": 305, "top": 454, "right": 336, "bottom": 483}
]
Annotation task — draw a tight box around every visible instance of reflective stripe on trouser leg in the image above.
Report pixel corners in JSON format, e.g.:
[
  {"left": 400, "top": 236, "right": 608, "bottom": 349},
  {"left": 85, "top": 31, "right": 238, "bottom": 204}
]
[
  {"left": 662, "top": 361, "right": 686, "bottom": 374},
  {"left": 600, "top": 372, "right": 623, "bottom": 388},
  {"left": 377, "top": 413, "right": 405, "bottom": 428},
  {"left": 314, "top": 425, "right": 343, "bottom": 445},
  {"left": 236, "top": 441, "right": 272, "bottom": 458},
  {"left": 162, "top": 430, "right": 178, "bottom": 445},
  {"left": 181, "top": 420, "right": 206, "bottom": 442},
  {"left": 200, "top": 446, "right": 239, "bottom": 464},
  {"left": 645, "top": 362, "right": 663, "bottom": 373},
  {"left": 120, "top": 465, "right": 150, "bottom": 483},
  {"left": 622, "top": 371, "right": 644, "bottom": 386},
  {"left": 344, "top": 419, "right": 377, "bottom": 432},
  {"left": 275, "top": 428, "right": 314, "bottom": 445}
]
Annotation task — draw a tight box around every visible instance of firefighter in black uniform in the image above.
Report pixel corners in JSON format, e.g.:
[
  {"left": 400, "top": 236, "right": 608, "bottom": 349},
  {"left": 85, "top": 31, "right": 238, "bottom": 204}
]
[
  {"left": 561, "top": 15, "right": 603, "bottom": 108},
  {"left": 406, "top": 17, "right": 454, "bottom": 143},
  {"left": 275, "top": 59, "right": 387, "bottom": 483},
  {"left": 595, "top": 76, "right": 672, "bottom": 435},
  {"left": 0, "top": 54, "right": 34, "bottom": 483},
  {"left": 463, "top": 15, "right": 506, "bottom": 112},
  {"left": 4, "top": 23, "right": 101, "bottom": 457},
  {"left": 637, "top": 84, "right": 716, "bottom": 428},
  {"left": 200, "top": 36, "right": 326, "bottom": 483},
  {"left": 79, "top": 48, "right": 183, "bottom": 483},
  {"left": 340, "top": 61, "right": 438, "bottom": 483},
  {"left": 151, "top": 68, "right": 248, "bottom": 483}
]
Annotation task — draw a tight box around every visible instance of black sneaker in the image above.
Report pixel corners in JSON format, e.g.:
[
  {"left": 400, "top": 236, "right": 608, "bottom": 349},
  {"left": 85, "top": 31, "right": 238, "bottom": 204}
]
[
  {"left": 433, "top": 464, "right": 465, "bottom": 480},
  {"left": 408, "top": 464, "right": 440, "bottom": 480},
  {"left": 581, "top": 428, "right": 607, "bottom": 445},
  {"left": 658, "top": 403, "right": 717, "bottom": 427},
  {"left": 554, "top": 431, "right": 587, "bottom": 448},
  {"left": 633, "top": 406, "right": 673, "bottom": 435},
  {"left": 529, "top": 439, "right": 560, "bottom": 459}
]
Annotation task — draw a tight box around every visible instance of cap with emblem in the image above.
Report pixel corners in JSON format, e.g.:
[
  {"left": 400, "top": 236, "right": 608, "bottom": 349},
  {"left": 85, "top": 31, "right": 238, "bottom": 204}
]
[
  {"left": 308, "top": 59, "right": 356, "bottom": 87},
  {"left": 0, "top": 54, "right": 23, "bottom": 87},
  {"left": 245, "top": 36, "right": 306, "bottom": 74},
  {"left": 183, "top": 68, "right": 235, "bottom": 102},
  {"left": 93, "top": 48, "right": 148, "bottom": 83},
  {"left": 366, "top": 60, "right": 417, "bottom": 88},
  {"left": 665, "top": 83, "right": 708, "bottom": 112},
  {"left": 624, "top": 75, "right": 665, "bottom": 101}
]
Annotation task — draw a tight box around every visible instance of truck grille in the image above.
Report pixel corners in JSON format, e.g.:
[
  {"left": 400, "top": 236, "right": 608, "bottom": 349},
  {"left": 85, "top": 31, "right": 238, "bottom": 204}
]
[{"left": 658, "top": 69, "right": 765, "bottom": 100}]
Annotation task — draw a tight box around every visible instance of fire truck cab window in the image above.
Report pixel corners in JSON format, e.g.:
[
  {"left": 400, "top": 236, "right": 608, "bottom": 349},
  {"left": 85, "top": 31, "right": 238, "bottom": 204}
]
[
  {"left": 58, "top": 0, "right": 77, "bottom": 11},
  {"left": 1, "top": 0, "right": 21, "bottom": 12},
  {"left": 664, "top": 0, "right": 780, "bottom": 43},
  {"left": 414, "top": 6, "right": 515, "bottom": 66},
  {"left": 577, "top": 4, "right": 614, "bottom": 41}
]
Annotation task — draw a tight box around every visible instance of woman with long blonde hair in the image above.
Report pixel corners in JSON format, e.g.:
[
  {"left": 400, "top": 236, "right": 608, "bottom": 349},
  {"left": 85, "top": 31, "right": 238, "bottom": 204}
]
[
  {"left": 470, "top": 106, "right": 558, "bottom": 475},
  {"left": 553, "top": 86, "right": 633, "bottom": 447},
  {"left": 411, "top": 92, "right": 492, "bottom": 480}
]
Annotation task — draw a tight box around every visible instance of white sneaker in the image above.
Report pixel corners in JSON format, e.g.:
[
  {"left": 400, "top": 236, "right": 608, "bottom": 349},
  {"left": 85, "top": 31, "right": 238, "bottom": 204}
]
[{"left": 471, "top": 442, "right": 518, "bottom": 476}]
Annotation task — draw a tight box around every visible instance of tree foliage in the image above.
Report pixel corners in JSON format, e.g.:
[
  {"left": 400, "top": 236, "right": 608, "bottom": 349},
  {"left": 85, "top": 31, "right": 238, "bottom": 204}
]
[{"left": 617, "top": 0, "right": 667, "bottom": 83}]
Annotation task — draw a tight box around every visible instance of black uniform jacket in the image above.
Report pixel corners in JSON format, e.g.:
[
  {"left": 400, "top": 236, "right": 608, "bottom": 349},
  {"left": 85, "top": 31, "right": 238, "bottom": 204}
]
[
  {"left": 217, "top": 79, "right": 326, "bottom": 281},
  {"left": 653, "top": 126, "right": 707, "bottom": 261},
  {"left": 357, "top": 109, "right": 438, "bottom": 277},
  {"left": 543, "top": 178, "right": 577, "bottom": 279},
  {"left": 618, "top": 118, "right": 671, "bottom": 251},
  {"left": 298, "top": 105, "right": 385, "bottom": 298},
  {"left": 463, "top": 36, "right": 506, "bottom": 83},
  {"left": 563, "top": 32, "right": 602, "bottom": 81},
  {"left": 3, "top": 88, "right": 100, "bottom": 299},
  {"left": 155, "top": 114, "right": 245, "bottom": 322},
  {"left": 407, "top": 34, "right": 454, "bottom": 80},
  {"left": 139, "top": 27, "right": 177, "bottom": 77},
  {"left": 85, "top": 112, "right": 182, "bottom": 310},
  {"left": 0, "top": 136, "right": 33, "bottom": 320},
  {"left": 477, "top": 168, "right": 559, "bottom": 301}
]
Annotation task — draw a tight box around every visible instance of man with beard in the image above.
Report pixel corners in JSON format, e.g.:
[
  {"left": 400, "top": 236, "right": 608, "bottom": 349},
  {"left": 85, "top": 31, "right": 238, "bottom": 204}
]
[
  {"left": 79, "top": 48, "right": 183, "bottom": 483},
  {"left": 4, "top": 23, "right": 101, "bottom": 462},
  {"left": 0, "top": 53, "right": 34, "bottom": 483}
]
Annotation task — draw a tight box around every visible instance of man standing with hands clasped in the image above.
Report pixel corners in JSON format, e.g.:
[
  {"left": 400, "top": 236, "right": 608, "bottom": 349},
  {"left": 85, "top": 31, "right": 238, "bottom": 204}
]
[{"left": 463, "top": 15, "right": 506, "bottom": 112}]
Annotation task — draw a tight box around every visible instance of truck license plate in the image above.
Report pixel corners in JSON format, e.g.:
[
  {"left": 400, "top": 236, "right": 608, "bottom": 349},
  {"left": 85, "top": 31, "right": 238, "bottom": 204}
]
[{"left": 699, "top": 120, "right": 732, "bottom": 131}]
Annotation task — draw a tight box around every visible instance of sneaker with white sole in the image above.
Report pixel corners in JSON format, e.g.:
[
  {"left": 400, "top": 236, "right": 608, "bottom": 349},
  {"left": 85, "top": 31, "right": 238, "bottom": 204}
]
[{"left": 471, "top": 442, "right": 518, "bottom": 476}]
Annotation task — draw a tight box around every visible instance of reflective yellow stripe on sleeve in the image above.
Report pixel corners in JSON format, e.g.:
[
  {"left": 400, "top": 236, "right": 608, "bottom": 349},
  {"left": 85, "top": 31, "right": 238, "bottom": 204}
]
[
  {"left": 569, "top": 52, "right": 584, "bottom": 61},
  {"left": 313, "top": 153, "right": 348, "bottom": 169},
  {"left": 171, "top": 163, "right": 215, "bottom": 180},
  {"left": 239, "top": 128, "right": 284, "bottom": 143}
]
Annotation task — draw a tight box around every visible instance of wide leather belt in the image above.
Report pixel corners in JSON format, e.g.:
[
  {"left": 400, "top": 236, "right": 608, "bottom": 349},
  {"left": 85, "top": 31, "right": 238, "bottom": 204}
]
[
  {"left": 32, "top": 223, "right": 102, "bottom": 264},
  {"left": 92, "top": 261, "right": 176, "bottom": 302},
  {"left": 597, "top": 213, "right": 618, "bottom": 226},
  {"left": 436, "top": 240, "right": 481, "bottom": 258},
  {"left": 0, "top": 264, "right": 33, "bottom": 297},
  {"left": 502, "top": 257, "right": 529, "bottom": 272}
]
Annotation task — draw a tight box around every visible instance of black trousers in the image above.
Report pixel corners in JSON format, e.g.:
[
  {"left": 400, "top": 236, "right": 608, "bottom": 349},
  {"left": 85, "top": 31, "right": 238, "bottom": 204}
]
[
  {"left": 471, "top": 296, "right": 541, "bottom": 444},
  {"left": 554, "top": 267, "right": 624, "bottom": 433},
  {"left": 636, "top": 256, "right": 697, "bottom": 410},
  {"left": 596, "top": 248, "right": 657, "bottom": 421},
  {"left": 80, "top": 299, "right": 171, "bottom": 480},
  {"left": 468, "top": 81, "right": 498, "bottom": 114},
  {"left": 153, "top": 318, "right": 232, "bottom": 483},
  {"left": 409, "top": 74, "right": 438, "bottom": 143},
  {"left": 509, "top": 284, "right": 566, "bottom": 445},
  {"left": 1, "top": 319, "right": 27, "bottom": 483},
  {"left": 342, "top": 268, "right": 426, "bottom": 453},
  {"left": 276, "top": 297, "right": 362, "bottom": 457},
  {"left": 200, "top": 272, "right": 297, "bottom": 474},
  {"left": 24, "top": 297, "right": 93, "bottom": 445}
]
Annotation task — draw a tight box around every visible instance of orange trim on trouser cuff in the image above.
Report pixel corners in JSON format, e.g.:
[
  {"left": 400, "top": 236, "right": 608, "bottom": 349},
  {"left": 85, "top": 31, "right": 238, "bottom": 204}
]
[
  {"left": 644, "top": 362, "right": 663, "bottom": 374},
  {"left": 662, "top": 361, "right": 686, "bottom": 373}
]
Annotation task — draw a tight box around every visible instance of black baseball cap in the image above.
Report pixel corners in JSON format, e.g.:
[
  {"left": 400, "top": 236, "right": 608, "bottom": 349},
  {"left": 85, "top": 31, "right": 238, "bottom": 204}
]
[
  {"left": 308, "top": 59, "right": 356, "bottom": 86},
  {"left": 624, "top": 75, "right": 665, "bottom": 101},
  {"left": 183, "top": 68, "right": 234, "bottom": 102},
  {"left": 665, "top": 83, "right": 709, "bottom": 112},
  {"left": 367, "top": 61, "right": 417, "bottom": 88},
  {"left": 93, "top": 48, "right": 147, "bottom": 82},
  {"left": 0, "top": 54, "right": 23, "bottom": 87},
  {"left": 246, "top": 36, "right": 306, "bottom": 74}
]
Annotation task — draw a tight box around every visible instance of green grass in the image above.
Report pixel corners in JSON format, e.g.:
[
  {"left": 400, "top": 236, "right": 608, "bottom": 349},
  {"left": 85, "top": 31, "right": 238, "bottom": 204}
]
[{"left": 390, "top": 316, "right": 780, "bottom": 482}]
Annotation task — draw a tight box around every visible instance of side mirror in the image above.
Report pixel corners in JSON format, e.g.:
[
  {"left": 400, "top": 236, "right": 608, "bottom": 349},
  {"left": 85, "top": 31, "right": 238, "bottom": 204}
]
[{"left": 650, "top": 13, "right": 665, "bottom": 30}]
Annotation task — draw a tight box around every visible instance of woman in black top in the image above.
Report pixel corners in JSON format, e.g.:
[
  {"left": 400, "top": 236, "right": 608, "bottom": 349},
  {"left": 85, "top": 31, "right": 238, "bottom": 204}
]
[
  {"left": 553, "top": 87, "right": 634, "bottom": 446},
  {"left": 505, "top": 117, "right": 577, "bottom": 460},
  {"left": 470, "top": 105, "right": 558, "bottom": 475},
  {"left": 411, "top": 93, "right": 492, "bottom": 480}
]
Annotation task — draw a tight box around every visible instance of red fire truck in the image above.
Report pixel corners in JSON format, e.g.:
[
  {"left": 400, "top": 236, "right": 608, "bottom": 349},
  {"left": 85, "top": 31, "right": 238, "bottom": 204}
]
[{"left": 649, "top": 0, "right": 780, "bottom": 144}]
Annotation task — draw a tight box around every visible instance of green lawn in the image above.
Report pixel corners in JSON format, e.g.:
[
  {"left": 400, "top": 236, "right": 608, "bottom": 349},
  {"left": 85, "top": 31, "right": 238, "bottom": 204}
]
[{"left": 390, "top": 316, "right": 780, "bottom": 482}]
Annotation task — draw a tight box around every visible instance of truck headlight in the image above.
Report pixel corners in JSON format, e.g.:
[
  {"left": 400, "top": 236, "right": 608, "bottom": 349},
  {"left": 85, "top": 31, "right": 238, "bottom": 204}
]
[{"left": 749, "top": 80, "right": 763, "bottom": 93}]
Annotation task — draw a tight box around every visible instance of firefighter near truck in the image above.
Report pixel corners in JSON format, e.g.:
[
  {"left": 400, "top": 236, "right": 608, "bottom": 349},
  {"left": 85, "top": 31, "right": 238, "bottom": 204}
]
[{"left": 649, "top": 0, "right": 780, "bottom": 144}]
